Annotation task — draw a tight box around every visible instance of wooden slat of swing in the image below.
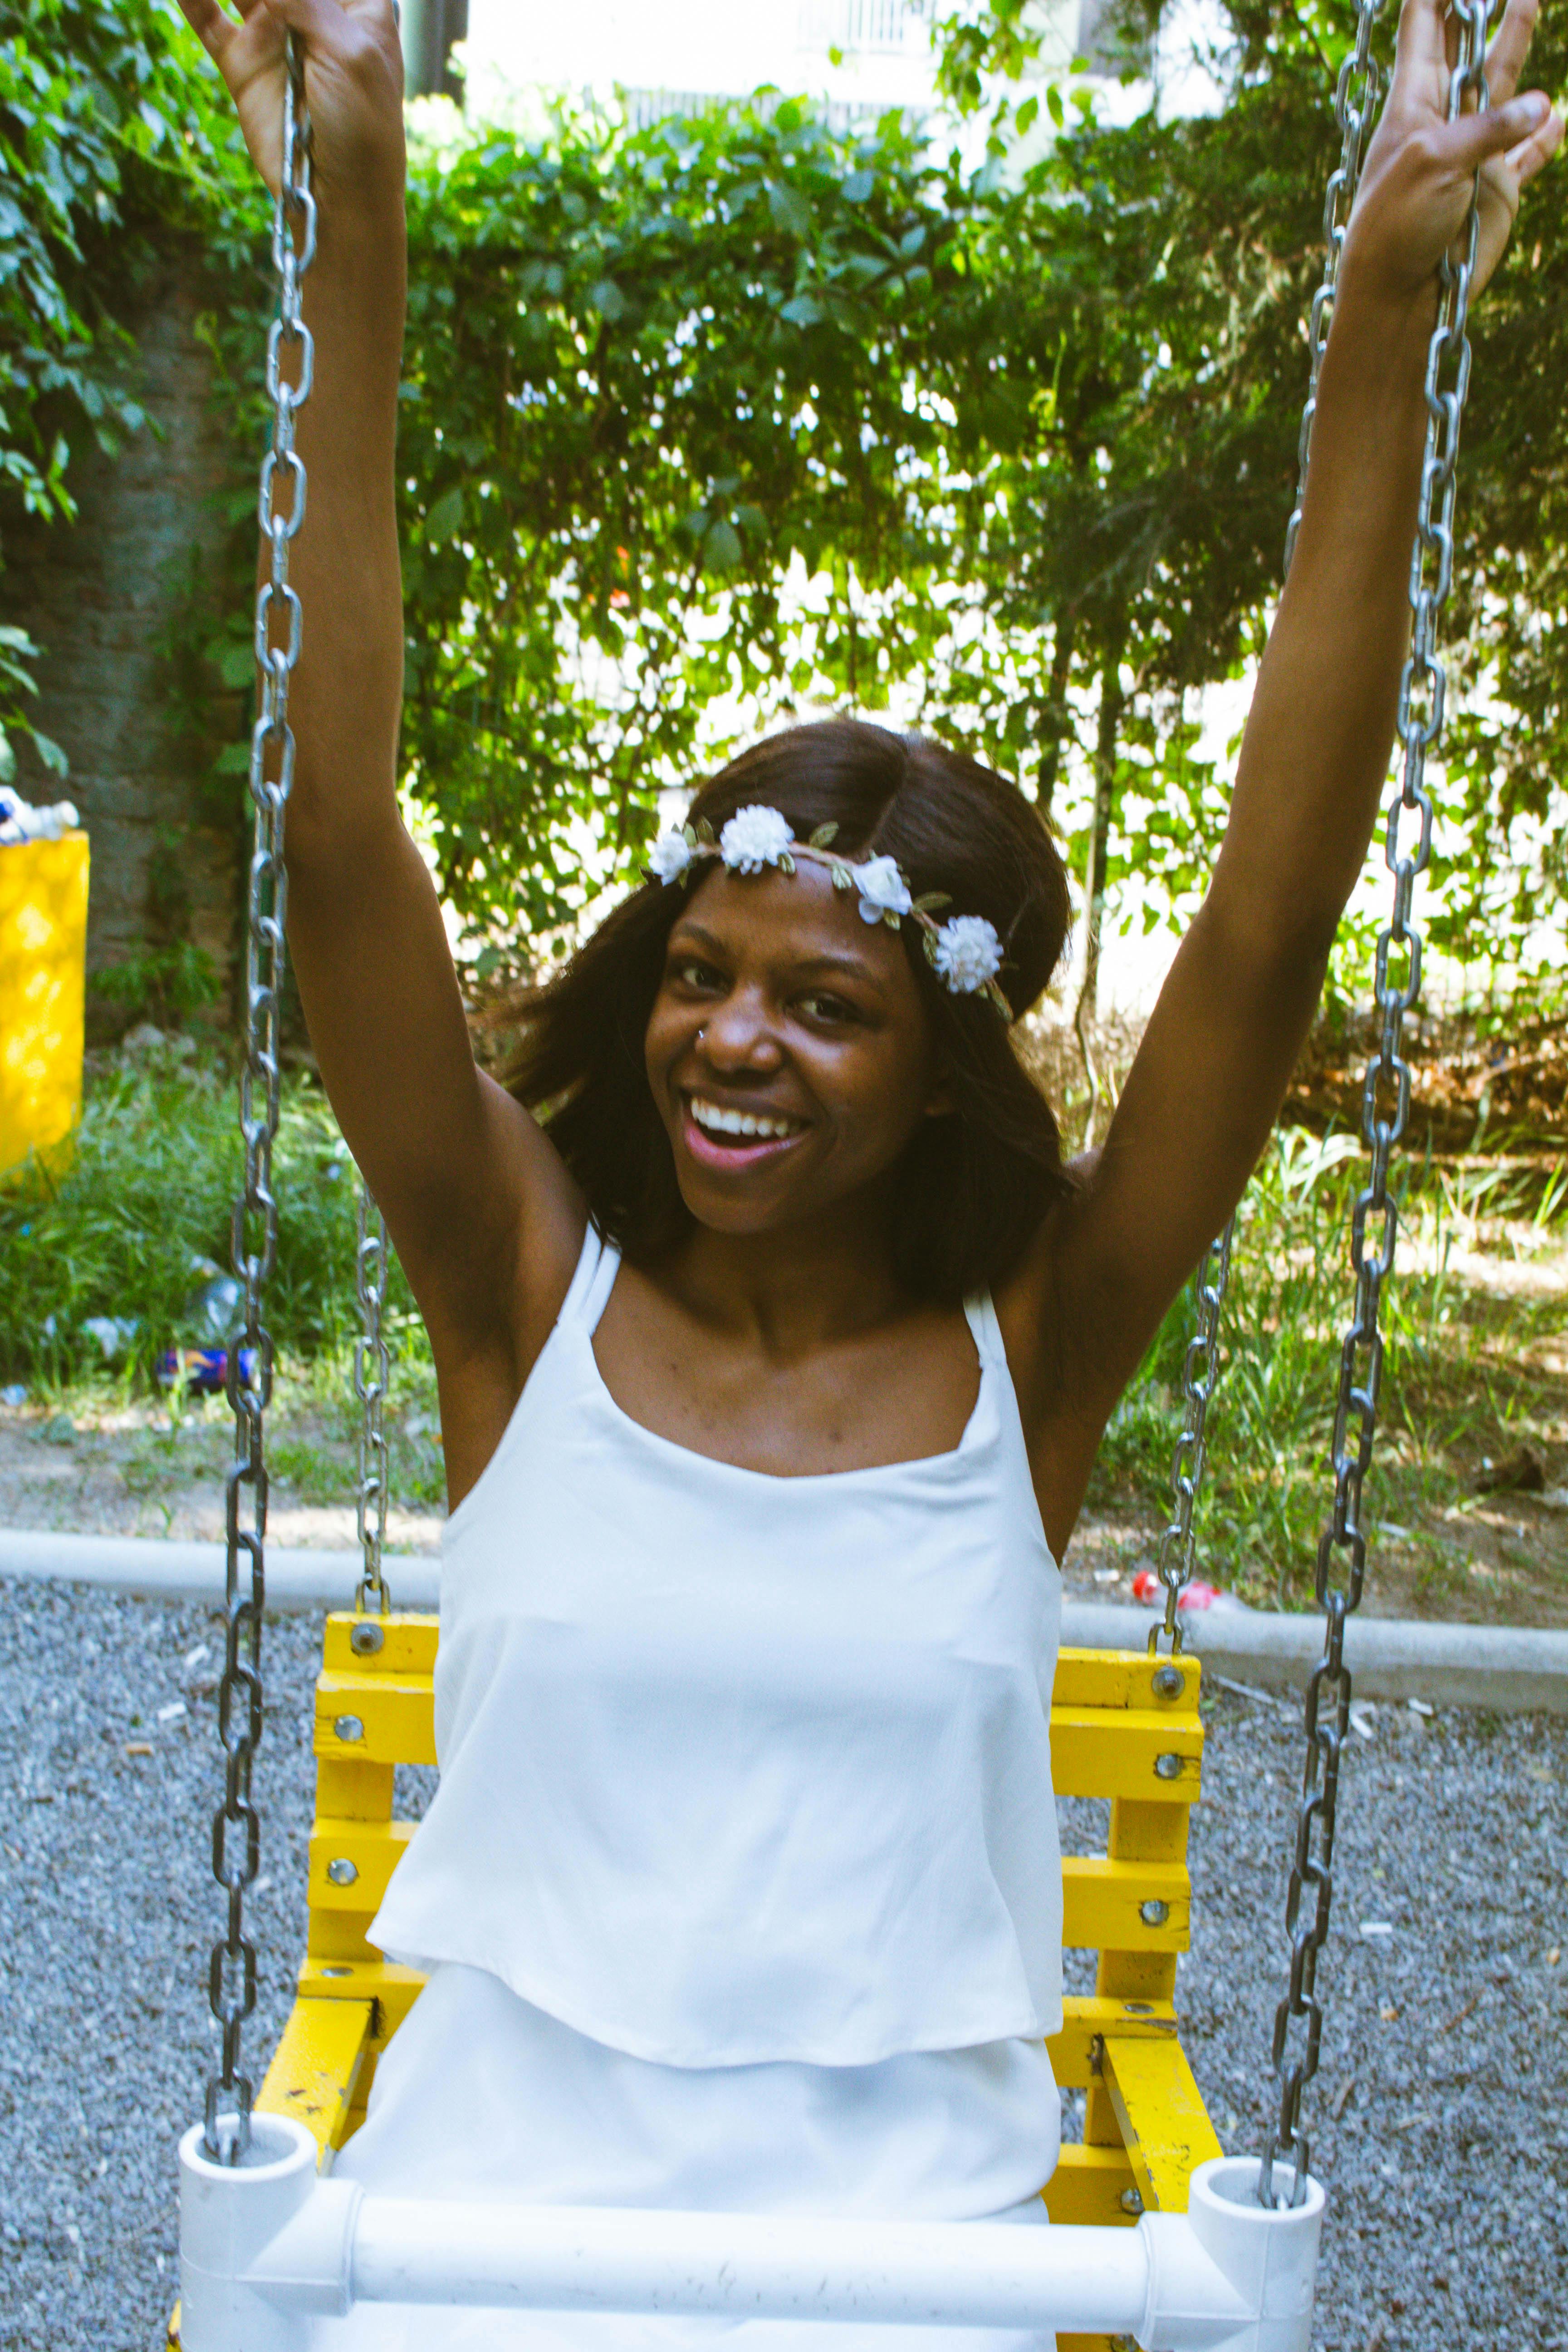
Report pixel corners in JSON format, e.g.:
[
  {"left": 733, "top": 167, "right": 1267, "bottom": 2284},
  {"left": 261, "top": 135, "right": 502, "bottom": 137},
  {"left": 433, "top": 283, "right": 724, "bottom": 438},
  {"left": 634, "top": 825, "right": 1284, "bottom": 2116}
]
[
  {"left": 313, "top": 1673, "right": 1205, "bottom": 1801},
  {"left": 304, "top": 1827, "right": 1192, "bottom": 1960},
  {"left": 238, "top": 1617, "right": 1223, "bottom": 2352}
]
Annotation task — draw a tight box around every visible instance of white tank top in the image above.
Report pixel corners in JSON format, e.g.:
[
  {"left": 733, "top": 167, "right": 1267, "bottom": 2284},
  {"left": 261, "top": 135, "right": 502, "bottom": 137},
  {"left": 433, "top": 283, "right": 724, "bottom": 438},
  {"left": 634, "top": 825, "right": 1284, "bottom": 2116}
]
[{"left": 369, "top": 1225, "right": 1064, "bottom": 2069}]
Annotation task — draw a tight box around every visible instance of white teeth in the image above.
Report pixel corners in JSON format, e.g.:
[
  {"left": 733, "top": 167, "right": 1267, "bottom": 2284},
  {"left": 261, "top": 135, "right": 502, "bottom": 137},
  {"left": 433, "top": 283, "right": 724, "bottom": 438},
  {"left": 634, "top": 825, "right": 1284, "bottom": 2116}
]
[{"left": 691, "top": 1098, "right": 802, "bottom": 1142}]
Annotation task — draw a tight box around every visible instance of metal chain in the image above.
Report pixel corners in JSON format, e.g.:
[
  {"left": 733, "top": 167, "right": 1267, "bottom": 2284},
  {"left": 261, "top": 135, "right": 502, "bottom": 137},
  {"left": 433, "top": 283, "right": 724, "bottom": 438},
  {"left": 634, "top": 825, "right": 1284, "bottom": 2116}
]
[
  {"left": 204, "top": 31, "right": 315, "bottom": 2166},
  {"left": 354, "top": 1178, "right": 393, "bottom": 1617},
  {"left": 1261, "top": 0, "right": 1492, "bottom": 2212},
  {"left": 1284, "top": 0, "right": 1388, "bottom": 578},
  {"left": 1148, "top": 1220, "right": 1233, "bottom": 1654}
]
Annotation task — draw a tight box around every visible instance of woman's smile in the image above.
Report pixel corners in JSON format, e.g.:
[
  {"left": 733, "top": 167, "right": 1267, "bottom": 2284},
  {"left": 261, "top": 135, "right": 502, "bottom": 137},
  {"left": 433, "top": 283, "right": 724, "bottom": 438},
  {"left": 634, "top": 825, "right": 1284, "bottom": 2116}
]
[{"left": 680, "top": 1093, "right": 813, "bottom": 1173}]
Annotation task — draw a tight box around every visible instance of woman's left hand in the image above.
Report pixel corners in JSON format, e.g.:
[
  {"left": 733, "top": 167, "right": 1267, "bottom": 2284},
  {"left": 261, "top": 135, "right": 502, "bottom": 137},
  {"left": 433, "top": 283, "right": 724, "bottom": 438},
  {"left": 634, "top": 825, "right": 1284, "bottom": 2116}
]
[{"left": 1344, "top": 0, "right": 1563, "bottom": 308}]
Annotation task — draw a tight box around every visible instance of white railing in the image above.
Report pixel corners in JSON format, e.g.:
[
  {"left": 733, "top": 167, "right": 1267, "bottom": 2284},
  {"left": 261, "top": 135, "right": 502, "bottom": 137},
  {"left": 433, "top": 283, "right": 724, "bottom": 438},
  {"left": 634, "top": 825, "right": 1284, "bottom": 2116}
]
[
  {"left": 798, "top": 0, "right": 932, "bottom": 56},
  {"left": 179, "top": 2117, "right": 1324, "bottom": 2352}
]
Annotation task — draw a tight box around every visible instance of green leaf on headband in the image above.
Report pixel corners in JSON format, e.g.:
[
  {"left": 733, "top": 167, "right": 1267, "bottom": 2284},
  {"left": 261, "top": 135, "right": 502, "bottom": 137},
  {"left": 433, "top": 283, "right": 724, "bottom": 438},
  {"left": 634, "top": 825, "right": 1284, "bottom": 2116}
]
[
  {"left": 883, "top": 910, "right": 902, "bottom": 929},
  {"left": 985, "top": 980, "right": 1013, "bottom": 1017},
  {"left": 911, "top": 891, "right": 951, "bottom": 915},
  {"left": 694, "top": 817, "right": 716, "bottom": 846},
  {"left": 808, "top": 823, "right": 839, "bottom": 848},
  {"left": 921, "top": 929, "right": 939, "bottom": 963},
  {"left": 681, "top": 823, "right": 698, "bottom": 847},
  {"left": 830, "top": 862, "right": 853, "bottom": 890},
  {"left": 779, "top": 851, "right": 796, "bottom": 873}
]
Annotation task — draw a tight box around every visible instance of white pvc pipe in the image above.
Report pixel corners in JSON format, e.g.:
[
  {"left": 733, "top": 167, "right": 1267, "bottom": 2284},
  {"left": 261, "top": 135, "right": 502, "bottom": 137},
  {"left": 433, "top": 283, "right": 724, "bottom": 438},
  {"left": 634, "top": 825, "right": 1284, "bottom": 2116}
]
[
  {"left": 181, "top": 2124, "right": 1320, "bottom": 2352},
  {"left": 0, "top": 1527, "right": 440, "bottom": 1612},
  {"left": 348, "top": 2200, "right": 1152, "bottom": 2331}
]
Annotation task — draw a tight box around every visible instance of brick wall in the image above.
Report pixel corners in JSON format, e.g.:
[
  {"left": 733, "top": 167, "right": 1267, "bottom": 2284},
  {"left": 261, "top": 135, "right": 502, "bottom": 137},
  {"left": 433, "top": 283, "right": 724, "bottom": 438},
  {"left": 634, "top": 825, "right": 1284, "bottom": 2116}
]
[{"left": 1, "top": 262, "right": 247, "bottom": 1024}]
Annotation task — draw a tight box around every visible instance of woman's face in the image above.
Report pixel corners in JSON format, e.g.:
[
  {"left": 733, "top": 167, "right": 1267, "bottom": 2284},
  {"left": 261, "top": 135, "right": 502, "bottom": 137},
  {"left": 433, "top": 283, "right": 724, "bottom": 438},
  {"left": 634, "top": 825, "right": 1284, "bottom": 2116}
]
[{"left": 644, "top": 860, "right": 949, "bottom": 1238}]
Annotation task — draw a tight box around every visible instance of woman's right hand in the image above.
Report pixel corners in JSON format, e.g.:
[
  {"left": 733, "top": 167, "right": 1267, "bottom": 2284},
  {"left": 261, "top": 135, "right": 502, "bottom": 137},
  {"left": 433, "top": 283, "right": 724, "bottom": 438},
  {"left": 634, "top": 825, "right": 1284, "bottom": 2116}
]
[{"left": 178, "top": 0, "right": 405, "bottom": 217}]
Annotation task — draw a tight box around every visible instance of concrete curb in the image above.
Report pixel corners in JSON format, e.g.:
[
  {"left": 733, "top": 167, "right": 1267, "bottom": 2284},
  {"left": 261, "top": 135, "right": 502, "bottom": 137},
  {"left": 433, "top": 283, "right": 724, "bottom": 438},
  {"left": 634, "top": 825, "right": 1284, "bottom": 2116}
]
[{"left": 2, "top": 1528, "right": 1565, "bottom": 1714}]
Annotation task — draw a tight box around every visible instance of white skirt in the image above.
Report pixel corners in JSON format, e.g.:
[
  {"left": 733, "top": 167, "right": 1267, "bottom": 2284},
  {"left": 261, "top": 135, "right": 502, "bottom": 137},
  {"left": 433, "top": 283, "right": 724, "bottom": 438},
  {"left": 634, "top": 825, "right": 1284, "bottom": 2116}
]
[{"left": 310, "top": 1963, "right": 1062, "bottom": 2352}]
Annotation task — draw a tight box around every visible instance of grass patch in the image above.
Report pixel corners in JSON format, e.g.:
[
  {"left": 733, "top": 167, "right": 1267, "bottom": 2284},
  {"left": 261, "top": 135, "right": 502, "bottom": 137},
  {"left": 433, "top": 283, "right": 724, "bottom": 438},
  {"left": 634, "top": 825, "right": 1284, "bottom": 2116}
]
[
  {"left": 1092, "top": 1127, "right": 1568, "bottom": 1605},
  {"left": 0, "top": 1044, "right": 426, "bottom": 1389}
]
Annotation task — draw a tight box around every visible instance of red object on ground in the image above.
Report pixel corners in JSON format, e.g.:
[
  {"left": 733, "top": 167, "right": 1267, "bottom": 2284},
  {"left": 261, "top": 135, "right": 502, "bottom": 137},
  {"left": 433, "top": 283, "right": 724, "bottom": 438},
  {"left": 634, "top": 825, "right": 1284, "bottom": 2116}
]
[{"left": 1131, "top": 1569, "right": 1218, "bottom": 1610}]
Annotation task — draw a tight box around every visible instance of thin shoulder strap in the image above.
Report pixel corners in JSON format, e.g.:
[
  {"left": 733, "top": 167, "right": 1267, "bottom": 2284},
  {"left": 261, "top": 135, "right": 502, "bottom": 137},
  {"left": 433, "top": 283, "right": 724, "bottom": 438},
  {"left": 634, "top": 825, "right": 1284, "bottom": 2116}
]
[
  {"left": 560, "top": 1220, "right": 622, "bottom": 1336},
  {"left": 962, "top": 1288, "right": 1008, "bottom": 1370}
]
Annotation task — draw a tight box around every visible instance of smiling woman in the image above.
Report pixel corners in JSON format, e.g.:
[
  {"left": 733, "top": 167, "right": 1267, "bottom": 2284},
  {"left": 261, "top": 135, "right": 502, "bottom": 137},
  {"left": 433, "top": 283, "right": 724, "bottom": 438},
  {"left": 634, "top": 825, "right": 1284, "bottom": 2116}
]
[
  {"left": 171, "top": 0, "right": 1563, "bottom": 2342},
  {"left": 501, "top": 719, "right": 1074, "bottom": 1303}
]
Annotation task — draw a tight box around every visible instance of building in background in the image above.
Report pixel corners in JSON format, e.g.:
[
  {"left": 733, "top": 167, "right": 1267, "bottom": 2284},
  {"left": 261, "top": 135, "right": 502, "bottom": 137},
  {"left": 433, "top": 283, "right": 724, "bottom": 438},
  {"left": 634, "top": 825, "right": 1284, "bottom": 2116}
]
[
  {"left": 439, "top": 0, "right": 1156, "bottom": 137},
  {"left": 401, "top": 0, "right": 470, "bottom": 99}
]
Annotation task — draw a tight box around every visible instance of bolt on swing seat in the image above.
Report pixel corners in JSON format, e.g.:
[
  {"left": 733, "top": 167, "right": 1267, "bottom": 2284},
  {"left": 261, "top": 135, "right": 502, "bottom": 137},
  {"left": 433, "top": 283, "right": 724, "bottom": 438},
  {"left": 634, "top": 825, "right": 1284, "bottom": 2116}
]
[{"left": 169, "top": 1613, "right": 1222, "bottom": 2352}]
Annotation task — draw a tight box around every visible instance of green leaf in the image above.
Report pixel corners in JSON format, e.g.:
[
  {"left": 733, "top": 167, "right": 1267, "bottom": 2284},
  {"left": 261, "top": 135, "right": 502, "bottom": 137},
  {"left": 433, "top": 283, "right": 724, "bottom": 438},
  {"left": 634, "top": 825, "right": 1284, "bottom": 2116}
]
[
  {"left": 589, "top": 278, "right": 627, "bottom": 320},
  {"left": 779, "top": 294, "right": 824, "bottom": 328},
  {"left": 911, "top": 891, "right": 951, "bottom": 914},
  {"left": 808, "top": 822, "right": 839, "bottom": 847},
  {"left": 843, "top": 169, "right": 875, "bottom": 203},
  {"left": 426, "top": 486, "right": 465, "bottom": 542},
  {"left": 768, "top": 181, "right": 812, "bottom": 238},
  {"left": 703, "top": 519, "right": 744, "bottom": 572}
]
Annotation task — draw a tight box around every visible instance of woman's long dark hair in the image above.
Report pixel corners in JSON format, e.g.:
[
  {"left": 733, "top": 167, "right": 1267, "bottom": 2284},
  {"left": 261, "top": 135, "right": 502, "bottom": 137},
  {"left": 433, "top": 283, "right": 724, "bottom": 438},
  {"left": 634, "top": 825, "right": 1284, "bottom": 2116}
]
[{"left": 502, "top": 719, "right": 1076, "bottom": 1302}]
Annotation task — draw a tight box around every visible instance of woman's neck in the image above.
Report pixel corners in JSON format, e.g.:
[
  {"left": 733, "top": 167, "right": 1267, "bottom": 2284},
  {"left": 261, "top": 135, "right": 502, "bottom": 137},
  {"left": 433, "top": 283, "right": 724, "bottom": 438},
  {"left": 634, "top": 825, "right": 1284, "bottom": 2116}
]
[{"left": 659, "top": 1199, "right": 914, "bottom": 1360}]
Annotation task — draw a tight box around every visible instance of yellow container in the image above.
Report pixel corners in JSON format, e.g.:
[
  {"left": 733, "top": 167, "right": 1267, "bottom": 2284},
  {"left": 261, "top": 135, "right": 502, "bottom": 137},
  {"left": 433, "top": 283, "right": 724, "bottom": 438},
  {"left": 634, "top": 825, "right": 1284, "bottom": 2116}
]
[{"left": 0, "top": 831, "right": 89, "bottom": 1181}]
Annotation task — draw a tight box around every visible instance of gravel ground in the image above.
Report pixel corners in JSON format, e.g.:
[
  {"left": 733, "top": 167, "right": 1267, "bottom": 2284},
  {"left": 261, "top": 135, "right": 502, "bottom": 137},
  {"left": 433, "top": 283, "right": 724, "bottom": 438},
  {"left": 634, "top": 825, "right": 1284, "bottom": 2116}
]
[{"left": 0, "top": 1579, "right": 1563, "bottom": 2352}]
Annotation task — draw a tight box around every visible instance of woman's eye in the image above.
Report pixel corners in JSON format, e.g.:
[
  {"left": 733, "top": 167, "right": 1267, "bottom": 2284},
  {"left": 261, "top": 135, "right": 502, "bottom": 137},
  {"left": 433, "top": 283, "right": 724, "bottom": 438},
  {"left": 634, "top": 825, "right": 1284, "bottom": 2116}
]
[
  {"left": 671, "top": 957, "right": 723, "bottom": 991},
  {"left": 798, "top": 992, "right": 858, "bottom": 1024}
]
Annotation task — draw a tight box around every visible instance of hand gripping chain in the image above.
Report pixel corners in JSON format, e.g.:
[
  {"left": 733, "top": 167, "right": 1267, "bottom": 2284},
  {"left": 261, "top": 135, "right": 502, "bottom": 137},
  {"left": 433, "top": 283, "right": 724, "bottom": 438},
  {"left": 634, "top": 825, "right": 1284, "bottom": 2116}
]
[
  {"left": 204, "top": 35, "right": 314, "bottom": 2166},
  {"left": 1259, "top": 0, "right": 1492, "bottom": 2211}
]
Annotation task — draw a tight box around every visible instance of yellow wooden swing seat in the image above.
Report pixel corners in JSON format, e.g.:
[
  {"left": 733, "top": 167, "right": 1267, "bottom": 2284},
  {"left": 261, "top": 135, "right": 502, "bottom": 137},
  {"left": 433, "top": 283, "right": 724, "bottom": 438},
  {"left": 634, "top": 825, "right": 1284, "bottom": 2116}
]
[{"left": 170, "top": 1617, "right": 1220, "bottom": 2352}]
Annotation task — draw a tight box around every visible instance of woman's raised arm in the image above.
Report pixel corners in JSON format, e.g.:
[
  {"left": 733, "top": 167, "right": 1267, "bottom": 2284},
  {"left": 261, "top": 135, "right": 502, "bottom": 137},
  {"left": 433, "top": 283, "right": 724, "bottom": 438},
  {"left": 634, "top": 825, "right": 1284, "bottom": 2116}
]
[
  {"left": 178, "top": 0, "right": 585, "bottom": 1451},
  {"left": 1006, "top": 0, "right": 1562, "bottom": 1540}
]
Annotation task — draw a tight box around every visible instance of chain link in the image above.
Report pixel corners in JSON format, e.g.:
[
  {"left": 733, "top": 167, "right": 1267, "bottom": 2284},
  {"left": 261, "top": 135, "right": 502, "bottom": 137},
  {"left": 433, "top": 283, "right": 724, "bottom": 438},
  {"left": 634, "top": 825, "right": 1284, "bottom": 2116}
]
[
  {"left": 354, "top": 1178, "right": 393, "bottom": 1616},
  {"left": 1260, "top": 0, "right": 1492, "bottom": 2213},
  {"left": 204, "top": 33, "right": 314, "bottom": 2166},
  {"left": 1149, "top": 1220, "right": 1233, "bottom": 1653}
]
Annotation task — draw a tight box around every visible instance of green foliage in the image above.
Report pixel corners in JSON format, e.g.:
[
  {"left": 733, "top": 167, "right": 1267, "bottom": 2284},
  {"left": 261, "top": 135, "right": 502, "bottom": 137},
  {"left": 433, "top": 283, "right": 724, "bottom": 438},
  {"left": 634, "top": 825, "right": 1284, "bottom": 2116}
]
[
  {"left": 0, "top": 0, "right": 251, "bottom": 770},
  {"left": 395, "top": 97, "right": 963, "bottom": 932},
  {"left": 1092, "top": 1123, "right": 1568, "bottom": 1603},
  {"left": 17, "top": 0, "right": 1568, "bottom": 993},
  {"left": 90, "top": 939, "right": 221, "bottom": 1024},
  {"left": 0, "top": 1053, "right": 419, "bottom": 1383}
]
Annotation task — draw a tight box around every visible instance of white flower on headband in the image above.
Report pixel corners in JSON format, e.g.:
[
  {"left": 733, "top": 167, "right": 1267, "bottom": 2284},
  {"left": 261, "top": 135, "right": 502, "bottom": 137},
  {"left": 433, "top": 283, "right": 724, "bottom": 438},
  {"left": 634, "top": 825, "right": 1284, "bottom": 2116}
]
[
  {"left": 849, "top": 854, "right": 913, "bottom": 928},
  {"left": 720, "top": 804, "right": 795, "bottom": 874},
  {"left": 649, "top": 829, "right": 694, "bottom": 883},
  {"left": 933, "top": 914, "right": 1004, "bottom": 995}
]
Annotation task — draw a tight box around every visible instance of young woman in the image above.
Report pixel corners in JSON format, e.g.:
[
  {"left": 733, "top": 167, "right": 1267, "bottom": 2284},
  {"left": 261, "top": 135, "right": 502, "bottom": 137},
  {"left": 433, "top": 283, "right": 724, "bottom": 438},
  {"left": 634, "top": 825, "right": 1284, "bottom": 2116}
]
[{"left": 179, "top": 3, "right": 1559, "bottom": 2346}]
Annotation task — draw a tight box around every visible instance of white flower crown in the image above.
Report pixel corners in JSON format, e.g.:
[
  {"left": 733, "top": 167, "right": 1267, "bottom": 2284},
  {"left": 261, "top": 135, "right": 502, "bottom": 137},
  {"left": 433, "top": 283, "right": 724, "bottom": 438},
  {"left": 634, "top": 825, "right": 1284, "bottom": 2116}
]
[{"left": 649, "top": 804, "right": 1011, "bottom": 1016}]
